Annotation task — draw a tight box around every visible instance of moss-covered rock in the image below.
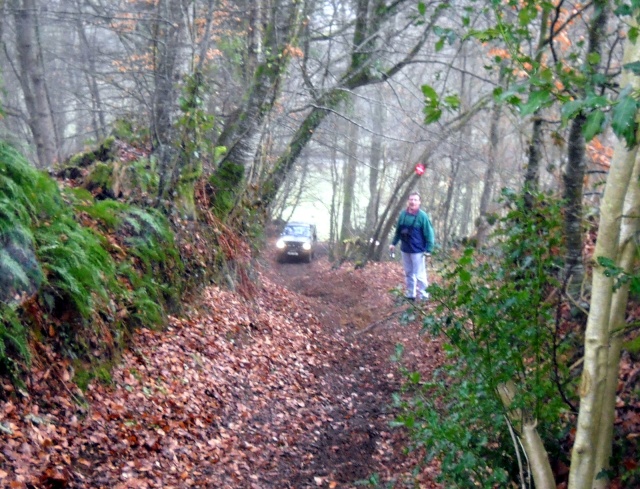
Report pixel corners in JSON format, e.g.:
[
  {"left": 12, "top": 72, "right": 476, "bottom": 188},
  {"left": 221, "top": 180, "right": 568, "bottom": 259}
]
[
  {"left": 84, "top": 161, "right": 115, "bottom": 198},
  {"left": 57, "top": 137, "right": 116, "bottom": 179}
]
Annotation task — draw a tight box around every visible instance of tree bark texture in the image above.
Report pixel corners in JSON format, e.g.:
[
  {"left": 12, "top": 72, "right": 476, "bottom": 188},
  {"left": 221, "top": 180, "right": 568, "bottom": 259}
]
[
  {"left": 568, "top": 23, "right": 640, "bottom": 483},
  {"left": 339, "top": 120, "right": 359, "bottom": 253},
  {"left": 563, "top": 112, "right": 587, "bottom": 288},
  {"left": 592, "top": 149, "right": 640, "bottom": 488},
  {"left": 210, "top": 0, "right": 303, "bottom": 215},
  {"left": 562, "top": 0, "right": 609, "bottom": 293},
  {"left": 475, "top": 100, "right": 501, "bottom": 247},
  {"left": 11, "top": 0, "right": 57, "bottom": 168}
]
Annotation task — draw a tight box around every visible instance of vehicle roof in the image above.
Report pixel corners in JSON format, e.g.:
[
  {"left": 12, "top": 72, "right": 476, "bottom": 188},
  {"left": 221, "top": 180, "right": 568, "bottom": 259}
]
[{"left": 285, "top": 221, "right": 314, "bottom": 227}]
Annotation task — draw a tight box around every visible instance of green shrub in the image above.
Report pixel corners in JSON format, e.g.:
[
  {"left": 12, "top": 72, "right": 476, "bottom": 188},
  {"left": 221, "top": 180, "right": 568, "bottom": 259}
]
[
  {"left": 0, "top": 141, "right": 184, "bottom": 386},
  {"left": 0, "top": 142, "right": 50, "bottom": 375},
  {"left": 36, "top": 216, "right": 115, "bottom": 318},
  {"left": 394, "top": 190, "right": 572, "bottom": 488},
  {"left": 76, "top": 198, "right": 183, "bottom": 328}
]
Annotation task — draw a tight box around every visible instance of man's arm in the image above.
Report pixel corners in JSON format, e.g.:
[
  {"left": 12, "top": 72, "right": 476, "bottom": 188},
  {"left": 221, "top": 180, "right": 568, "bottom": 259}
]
[{"left": 422, "top": 212, "right": 435, "bottom": 253}]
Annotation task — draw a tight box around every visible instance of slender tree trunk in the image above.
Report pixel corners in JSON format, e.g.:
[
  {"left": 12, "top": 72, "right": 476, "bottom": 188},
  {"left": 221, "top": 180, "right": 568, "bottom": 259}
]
[
  {"left": 12, "top": 0, "right": 57, "bottom": 168},
  {"left": 339, "top": 120, "right": 359, "bottom": 254},
  {"left": 568, "top": 26, "right": 640, "bottom": 482},
  {"left": 210, "top": 0, "right": 303, "bottom": 217},
  {"left": 74, "top": 3, "right": 106, "bottom": 140},
  {"left": 592, "top": 150, "right": 640, "bottom": 488},
  {"left": 365, "top": 91, "right": 384, "bottom": 230},
  {"left": 459, "top": 182, "right": 474, "bottom": 238},
  {"left": 154, "top": 0, "right": 186, "bottom": 210},
  {"left": 522, "top": 5, "right": 550, "bottom": 203},
  {"left": 151, "top": 0, "right": 183, "bottom": 146},
  {"left": 563, "top": 113, "right": 587, "bottom": 291},
  {"left": 562, "top": 0, "right": 609, "bottom": 293},
  {"left": 475, "top": 101, "right": 501, "bottom": 246},
  {"left": 441, "top": 157, "right": 460, "bottom": 248},
  {"left": 523, "top": 116, "right": 543, "bottom": 198},
  {"left": 329, "top": 140, "right": 341, "bottom": 260}
]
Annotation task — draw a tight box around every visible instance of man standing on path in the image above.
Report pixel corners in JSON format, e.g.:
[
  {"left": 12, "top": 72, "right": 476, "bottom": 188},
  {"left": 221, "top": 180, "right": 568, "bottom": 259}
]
[{"left": 389, "top": 192, "right": 435, "bottom": 301}]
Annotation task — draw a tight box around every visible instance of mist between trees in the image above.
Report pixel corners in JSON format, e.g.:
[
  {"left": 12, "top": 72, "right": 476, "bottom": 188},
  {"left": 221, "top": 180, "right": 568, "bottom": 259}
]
[{"left": 2, "top": 0, "right": 640, "bottom": 487}]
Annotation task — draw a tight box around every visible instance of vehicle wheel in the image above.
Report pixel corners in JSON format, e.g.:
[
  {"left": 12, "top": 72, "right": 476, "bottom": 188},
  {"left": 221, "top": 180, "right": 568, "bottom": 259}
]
[{"left": 305, "top": 253, "right": 312, "bottom": 263}]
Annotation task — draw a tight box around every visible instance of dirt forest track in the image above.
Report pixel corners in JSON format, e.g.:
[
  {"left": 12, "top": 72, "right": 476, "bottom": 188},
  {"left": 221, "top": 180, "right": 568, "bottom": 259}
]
[{"left": 0, "top": 245, "right": 445, "bottom": 488}]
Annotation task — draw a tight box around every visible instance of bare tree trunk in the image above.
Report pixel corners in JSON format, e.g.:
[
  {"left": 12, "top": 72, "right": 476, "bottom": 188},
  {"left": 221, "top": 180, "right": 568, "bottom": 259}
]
[
  {"left": 329, "top": 140, "right": 341, "bottom": 260},
  {"left": 562, "top": 0, "right": 609, "bottom": 293},
  {"left": 151, "top": 0, "right": 183, "bottom": 146},
  {"left": 259, "top": 0, "right": 442, "bottom": 211},
  {"left": 568, "top": 24, "right": 640, "bottom": 482},
  {"left": 154, "top": 0, "right": 187, "bottom": 210},
  {"left": 522, "top": 5, "right": 550, "bottom": 203},
  {"left": 457, "top": 181, "right": 474, "bottom": 238},
  {"left": 440, "top": 156, "right": 461, "bottom": 248},
  {"left": 475, "top": 101, "right": 501, "bottom": 247},
  {"left": 74, "top": 0, "right": 106, "bottom": 140},
  {"left": 209, "top": 0, "right": 303, "bottom": 217},
  {"left": 12, "top": 0, "right": 57, "bottom": 168},
  {"left": 365, "top": 90, "right": 384, "bottom": 230},
  {"left": 563, "top": 113, "right": 587, "bottom": 290},
  {"left": 523, "top": 116, "right": 544, "bottom": 197},
  {"left": 593, "top": 150, "right": 640, "bottom": 488},
  {"left": 339, "top": 120, "right": 359, "bottom": 253}
]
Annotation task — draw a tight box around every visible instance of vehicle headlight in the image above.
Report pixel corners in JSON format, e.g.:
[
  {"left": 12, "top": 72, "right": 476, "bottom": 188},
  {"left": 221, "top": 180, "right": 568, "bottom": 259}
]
[
  {"left": 302, "top": 242, "right": 311, "bottom": 251},
  {"left": 276, "top": 239, "right": 286, "bottom": 249}
]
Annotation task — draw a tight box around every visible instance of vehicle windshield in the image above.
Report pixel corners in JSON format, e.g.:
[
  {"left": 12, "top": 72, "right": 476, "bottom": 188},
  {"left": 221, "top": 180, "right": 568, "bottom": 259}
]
[{"left": 283, "top": 225, "right": 311, "bottom": 237}]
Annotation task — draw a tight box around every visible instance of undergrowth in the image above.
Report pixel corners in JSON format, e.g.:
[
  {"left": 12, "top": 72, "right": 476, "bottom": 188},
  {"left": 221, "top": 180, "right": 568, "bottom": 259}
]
[
  {"left": 393, "top": 189, "right": 574, "bottom": 488},
  {"left": 0, "top": 142, "right": 185, "bottom": 389}
]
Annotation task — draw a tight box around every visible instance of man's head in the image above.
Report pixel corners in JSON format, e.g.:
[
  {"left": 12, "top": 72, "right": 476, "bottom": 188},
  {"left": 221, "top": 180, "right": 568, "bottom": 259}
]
[{"left": 407, "top": 192, "right": 421, "bottom": 212}]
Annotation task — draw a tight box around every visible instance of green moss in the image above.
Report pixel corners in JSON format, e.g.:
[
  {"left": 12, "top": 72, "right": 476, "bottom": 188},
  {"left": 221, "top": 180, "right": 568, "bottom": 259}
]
[
  {"left": 111, "top": 119, "right": 135, "bottom": 141},
  {"left": 625, "top": 335, "right": 640, "bottom": 356},
  {"left": 64, "top": 187, "right": 95, "bottom": 206},
  {"left": 65, "top": 137, "right": 115, "bottom": 169},
  {"left": 74, "top": 362, "right": 113, "bottom": 391},
  {"left": 127, "top": 158, "right": 159, "bottom": 195},
  {"left": 0, "top": 141, "right": 187, "bottom": 389},
  {"left": 111, "top": 119, "right": 149, "bottom": 144},
  {"left": 208, "top": 160, "right": 245, "bottom": 219}
]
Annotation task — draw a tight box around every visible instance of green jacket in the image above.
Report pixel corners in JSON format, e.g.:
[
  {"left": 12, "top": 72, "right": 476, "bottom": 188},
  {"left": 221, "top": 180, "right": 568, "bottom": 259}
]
[{"left": 391, "top": 209, "right": 435, "bottom": 254}]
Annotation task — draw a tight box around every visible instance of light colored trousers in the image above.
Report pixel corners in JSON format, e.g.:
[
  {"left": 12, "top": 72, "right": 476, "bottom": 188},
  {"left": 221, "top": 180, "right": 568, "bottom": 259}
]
[{"left": 401, "top": 252, "right": 429, "bottom": 300}]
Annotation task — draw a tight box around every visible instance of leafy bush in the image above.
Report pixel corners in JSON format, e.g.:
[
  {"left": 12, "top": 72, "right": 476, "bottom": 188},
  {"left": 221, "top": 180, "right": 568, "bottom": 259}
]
[
  {"left": 0, "top": 143, "right": 50, "bottom": 376},
  {"left": 73, "top": 198, "right": 183, "bottom": 329},
  {"left": 393, "top": 189, "right": 573, "bottom": 488},
  {"left": 0, "top": 141, "right": 184, "bottom": 386}
]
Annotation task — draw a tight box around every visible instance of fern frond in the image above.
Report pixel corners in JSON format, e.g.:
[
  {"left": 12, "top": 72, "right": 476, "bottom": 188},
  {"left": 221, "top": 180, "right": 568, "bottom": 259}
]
[{"left": 0, "top": 250, "right": 31, "bottom": 289}]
